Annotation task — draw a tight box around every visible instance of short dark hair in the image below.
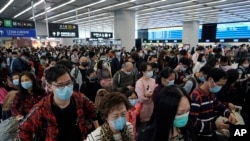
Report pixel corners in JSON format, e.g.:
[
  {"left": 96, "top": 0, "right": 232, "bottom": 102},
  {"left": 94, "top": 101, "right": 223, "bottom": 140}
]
[
  {"left": 179, "top": 57, "right": 192, "bottom": 66},
  {"left": 199, "top": 65, "right": 212, "bottom": 75},
  {"left": 220, "top": 56, "right": 229, "bottom": 63},
  {"left": 56, "top": 60, "right": 72, "bottom": 71},
  {"left": 89, "top": 51, "right": 95, "bottom": 58},
  {"left": 197, "top": 54, "right": 205, "bottom": 62},
  {"left": 124, "top": 90, "right": 137, "bottom": 98},
  {"left": 156, "top": 67, "right": 175, "bottom": 84},
  {"left": 45, "top": 65, "right": 70, "bottom": 84},
  {"left": 140, "top": 62, "right": 152, "bottom": 72},
  {"left": 207, "top": 68, "right": 228, "bottom": 82},
  {"left": 205, "top": 57, "right": 218, "bottom": 67},
  {"left": 86, "top": 68, "right": 95, "bottom": 76},
  {"left": 99, "top": 92, "right": 131, "bottom": 121},
  {"left": 226, "top": 69, "right": 239, "bottom": 85},
  {"left": 179, "top": 49, "right": 187, "bottom": 56}
]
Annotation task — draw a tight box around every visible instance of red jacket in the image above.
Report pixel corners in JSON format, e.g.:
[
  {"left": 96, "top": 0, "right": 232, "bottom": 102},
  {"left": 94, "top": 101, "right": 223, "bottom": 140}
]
[{"left": 17, "top": 92, "right": 97, "bottom": 141}]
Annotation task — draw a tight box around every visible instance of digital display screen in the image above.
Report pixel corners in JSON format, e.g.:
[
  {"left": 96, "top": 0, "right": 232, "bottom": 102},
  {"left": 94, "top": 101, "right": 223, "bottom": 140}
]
[
  {"left": 148, "top": 26, "right": 202, "bottom": 40},
  {"left": 216, "top": 22, "right": 250, "bottom": 39}
]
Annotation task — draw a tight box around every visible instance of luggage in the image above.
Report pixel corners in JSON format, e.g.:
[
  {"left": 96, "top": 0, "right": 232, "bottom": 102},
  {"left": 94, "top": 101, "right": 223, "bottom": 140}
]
[{"left": 0, "top": 117, "right": 19, "bottom": 141}]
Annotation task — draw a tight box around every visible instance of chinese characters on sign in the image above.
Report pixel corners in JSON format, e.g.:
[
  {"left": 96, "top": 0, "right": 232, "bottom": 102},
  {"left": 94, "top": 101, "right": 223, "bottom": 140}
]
[
  {"left": 91, "top": 32, "right": 113, "bottom": 39},
  {"left": 48, "top": 23, "right": 79, "bottom": 38}
]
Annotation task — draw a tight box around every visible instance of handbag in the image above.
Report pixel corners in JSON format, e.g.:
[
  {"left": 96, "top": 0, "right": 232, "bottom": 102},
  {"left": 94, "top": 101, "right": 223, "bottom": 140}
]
[{"left": 0, "top": 117, "right": 19, "bottom": 141}]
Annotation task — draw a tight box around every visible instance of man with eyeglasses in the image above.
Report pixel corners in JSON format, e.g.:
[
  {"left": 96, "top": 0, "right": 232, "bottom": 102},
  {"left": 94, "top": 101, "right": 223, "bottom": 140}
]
[{"left": 17, "top": 65, "right": 98, "bottom": 141}]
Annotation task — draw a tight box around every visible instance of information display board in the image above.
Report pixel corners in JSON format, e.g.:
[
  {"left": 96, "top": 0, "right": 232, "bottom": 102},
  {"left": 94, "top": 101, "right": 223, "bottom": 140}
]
[
  {"left": 48, "top": 23, "right": 79, "bottom": 38},
  {"left": 90, "top": 32, "right": 113, "bottom": 39},
  {"left": 216, "top": 22, "right": 250, "bottom": 39},
  {"left": 148, "top": 26, "right": 202, "bottom": 40},
  {"left": 0, "top": 18, "right": 36, "bottom": 37}
]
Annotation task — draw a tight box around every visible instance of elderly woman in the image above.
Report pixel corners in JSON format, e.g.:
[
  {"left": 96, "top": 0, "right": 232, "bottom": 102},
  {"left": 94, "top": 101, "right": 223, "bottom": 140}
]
[{"left": 85, "top": 92, "right": 134, "bottom": 141}]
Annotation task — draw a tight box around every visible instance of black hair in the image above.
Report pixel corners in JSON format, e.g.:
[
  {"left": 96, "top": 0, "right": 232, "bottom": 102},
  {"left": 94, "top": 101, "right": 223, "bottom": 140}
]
[
  {"left": 226, "top": 69, "right": 239, "bottom": 85},
  {"left": 205, "top": 57, "right": 218, "bottom": 67},
  {"left": 179, "top": 49, "right": 187, "bottom": 56},
  {"left": 151, "top": 85, "right": 195, "bottom": 141},
  {"left": 89, "top": 51, "right": 96, "bottom": 58},
  {"left": 207, "top": 68, "right": 228, "bottom": 82},
  {"left": 19, "top": 72, "right": 45, "bottom": 102},
  {"left": 97, "top": 60, "right": 104, "bottom": 70},
  {"left": 196, "top": 46, "right": 205, "bottom": 51},
  {"left": 197, "top": 54, "right": 205, "bottom": 62},
  {"left": 220, "top": 56, "right": 229, "bottom": 63},
  {"left": 45, "top": 65, "right": 70, "bottom": 84},
  {"left": 56, "top": 60, "right": 72, "bottom": 71},
  {"left": 238, "top": 58, "right": 248, "bottom": 66},
  {"left": 140, "top": 62, "right": 152, "bottom": 72},
  {"left": 21, "top": 52, "right": 30, "bottom": 58},
  {"left": 199, "top": 65, "right": 213, "bottom": 75},
  {"left": 179, "top": 57, "right": 192, "bottom": 66},
  {"left": 150, "top": 62, "right": 158, "bottom": 69},
  {"left": 130, "top": 51, "right": 140, "bottom": 62},
  {"left": 156, "top": 67, "right": 174, "bottom": 84},
  {"left": 86, "top": 68, "right": 95, "bottom": 76},
  {"left": 124, "top": 90, "right": 137, "bottom": 98}
]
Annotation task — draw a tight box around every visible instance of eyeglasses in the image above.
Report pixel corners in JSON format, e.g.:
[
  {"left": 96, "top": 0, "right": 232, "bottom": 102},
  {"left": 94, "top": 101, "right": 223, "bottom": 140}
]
[{"left": 52, "top": 81, "right": 73, "bottom": 89}]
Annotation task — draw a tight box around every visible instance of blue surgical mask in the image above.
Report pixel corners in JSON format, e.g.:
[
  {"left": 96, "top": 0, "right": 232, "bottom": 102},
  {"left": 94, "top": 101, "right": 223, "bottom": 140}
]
[
  {"left": 1, "top": 63, "right": 6, "bottom": 69},
  {"left": 13, "top": 79, "right": 19, "bottom": 86},
  {"left": 168, "top": 80, "right": 175, "bottom": 86},
  {"left": 111, "top": 117, "right": 126, "bottom": 131},
  {"left": 180, "top": 66, "right": 187, "bottom": 72},
  {"left": 173, "top": 112, "right": 189, "bottom": 128},
  {"left": 146, "top": 71, "right": 153, "bottom": 78},
  {"left": 21, "top": 82, "right": 33, "bottom": 89},
  {"left": 209, "top": 83, "right": 222, "bottom": 93},
  {"left": 55, "top": 84, "right": 73, "bottom": 101},
  {"left": 129, "top": 99, "right": 138, "bottom": 106},
  {"left": 199, "top": 76, "right": 206, "bottom": 82}
]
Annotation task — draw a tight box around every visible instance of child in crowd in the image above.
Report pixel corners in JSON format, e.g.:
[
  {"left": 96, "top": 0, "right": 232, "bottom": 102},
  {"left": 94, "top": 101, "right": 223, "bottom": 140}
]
[{"left": 124, "top": 90, "right": 142, "bottom": 140}]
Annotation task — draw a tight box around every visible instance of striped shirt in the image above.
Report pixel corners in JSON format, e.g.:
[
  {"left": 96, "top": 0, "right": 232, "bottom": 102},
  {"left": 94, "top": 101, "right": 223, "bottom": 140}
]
[
  {"left": 189, "top": 88, "right": 231, "bottom": 137},
  {"left": 85, "top": 122, "right": 134, "bottom": 141}
]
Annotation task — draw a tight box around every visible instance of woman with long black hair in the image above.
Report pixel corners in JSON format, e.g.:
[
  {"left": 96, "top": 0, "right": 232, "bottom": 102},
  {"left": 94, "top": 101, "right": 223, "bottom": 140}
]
[{"left": 11, "top": 72, "right": 47, "bottom": 120}]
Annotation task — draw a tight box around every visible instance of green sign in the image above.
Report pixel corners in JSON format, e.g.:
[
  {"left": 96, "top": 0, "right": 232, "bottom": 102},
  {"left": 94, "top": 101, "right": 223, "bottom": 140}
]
[{"left": 4, "top": 20, "right": 12, "bottom": 27}]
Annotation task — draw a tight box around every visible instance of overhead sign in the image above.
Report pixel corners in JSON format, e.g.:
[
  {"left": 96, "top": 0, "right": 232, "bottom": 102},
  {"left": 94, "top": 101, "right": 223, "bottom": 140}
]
[
  {"left": 48, "top": 23, "right": 79, "bottom": 38},
  {"left": 0, "top": 28, "right": 36, "bottom": 37},
  {"left": 0, "top": 18, "right": 36, "bottom": 37},
  {"left": 91, "top": 32, "right": 113, "bottom": 39},
  {"left": 0, "top": 18, "right": 35, "bottom": 29}
]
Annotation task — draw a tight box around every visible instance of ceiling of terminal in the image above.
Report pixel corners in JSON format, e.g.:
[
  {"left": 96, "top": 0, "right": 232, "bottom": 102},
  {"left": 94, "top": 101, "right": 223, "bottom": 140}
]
[{"left": 0, "top": 0, "right": 250, "bottom": 29}]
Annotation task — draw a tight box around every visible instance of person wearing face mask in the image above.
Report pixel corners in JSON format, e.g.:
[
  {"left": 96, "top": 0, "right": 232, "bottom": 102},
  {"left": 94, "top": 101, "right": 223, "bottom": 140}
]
[
  {"left": 97, "top": 60, "right": 112, "bottom": 91},
  {"left": 189, "top": 68, "right": 238, "bottom": 141},
  {"left": 71, "top": 48, "right": 79, "bottom": 65},
  {"left": 36, "top": 56, "right": 48, "bottom": 85},
  {"left": 135, "top": 62, "right": 157, "bottom": 133},
  {"left": 0, "top": 58, "right": 7, "bottom": 82},
  {"left": 11, "top": 52, "right": 32, "bottom": 74},
  {"left": 111, "top": 50, "right": 124, "bottom": 76},
  {"left": 17, "top": 65, "right": 98, "bottom": 141},
  {"left": 138, "top": 86, "right": 196, "bottom": 141},
  {"left": 153, "top": 67, "right": 175, "bottom": 102},
  {"left": 11, "top": 72, "right": 47, "bottom": 120},
  {"left": 85, "top": 92, "right": 133, "bottom": 141},
  {"left": 192, "top": 54, "right": 206, "bottom": 74},
  {"left": 124, "top": 90, "right": 142, "bottom": 140},
  {"left": 112, "top": 62, "right": 136, "bottom": 92},
  {"left": 174, "top": 57, "right": 192, "bottom": 85},
  {"left": 71, "top": 56, "right": 89, "bottom": 92},
  {"left": 82, "top": 69, "right": 101, "bottom": 102}
]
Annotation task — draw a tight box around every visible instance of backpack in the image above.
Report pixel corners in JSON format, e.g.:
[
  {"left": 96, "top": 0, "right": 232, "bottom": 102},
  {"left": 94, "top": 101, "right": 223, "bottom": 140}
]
[{"left": 174, "top": 70, "right": 197, "bottom": 95}]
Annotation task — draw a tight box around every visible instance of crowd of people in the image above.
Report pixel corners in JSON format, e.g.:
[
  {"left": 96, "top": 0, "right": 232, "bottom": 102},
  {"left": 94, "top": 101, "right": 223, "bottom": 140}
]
[{"left": 0, "top": 43, "right": 249, "bottom": 141}]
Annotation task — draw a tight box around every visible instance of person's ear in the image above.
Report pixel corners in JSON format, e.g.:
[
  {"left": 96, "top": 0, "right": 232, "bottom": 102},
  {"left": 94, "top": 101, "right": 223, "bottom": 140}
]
[{"left": 47, "top": 83, "right": 53, "bottom": 92}]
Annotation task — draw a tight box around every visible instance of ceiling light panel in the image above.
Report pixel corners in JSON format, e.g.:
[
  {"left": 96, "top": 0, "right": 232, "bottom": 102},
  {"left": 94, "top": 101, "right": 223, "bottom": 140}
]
[
  {"left": 14, "top": 0, "right": 44, "bottom": 18},
  {"left": 29, "top": 0, "right": 76, "bottom": 19},
  {"left": 127, "top": 0, "right": 167, "bottom": 9},
  {"left": 46, "top": 0, "right": 106, "bottom": 20},
  {"left": 0, "top": 0, "right": 14, "bottom": 13}
]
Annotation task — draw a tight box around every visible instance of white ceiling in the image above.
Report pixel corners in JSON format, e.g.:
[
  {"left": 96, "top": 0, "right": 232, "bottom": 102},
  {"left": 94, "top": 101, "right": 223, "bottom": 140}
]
[{"left": 0, "top": 0, "right": 250, "bottom": 30}]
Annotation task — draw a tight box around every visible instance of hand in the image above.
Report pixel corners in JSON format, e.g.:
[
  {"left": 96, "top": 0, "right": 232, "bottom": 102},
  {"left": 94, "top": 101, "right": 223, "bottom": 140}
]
[
  {"left": 15, "top": 115, "right": 24, "bottom": 121},
  {"left": 127, "top": 85, "right": 134, "bottom": 90},
  {"left": 144, "top": 90, "right": 153, "bottom": 98},
  {"left": 215, "top": 119, "right": 230, "bottom": 130},
  {"left": 228, "top": 113, "right": 238, "bottom": 125},
  {"left": 228, "top": 103, "right": 235, "bottom": 110},
  {"left": 183, "top": 78, "right": 188, "bottom": 82}
]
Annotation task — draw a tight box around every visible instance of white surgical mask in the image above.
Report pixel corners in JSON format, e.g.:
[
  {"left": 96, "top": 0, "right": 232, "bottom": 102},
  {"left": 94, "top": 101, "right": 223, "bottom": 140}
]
[{"left": 146, "top": 71, "right": 153, "bottom": 78}]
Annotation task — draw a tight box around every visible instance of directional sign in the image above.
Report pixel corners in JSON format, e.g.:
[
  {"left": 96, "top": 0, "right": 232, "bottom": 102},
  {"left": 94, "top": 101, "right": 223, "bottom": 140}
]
[
  {"left": 48, "top": 23, "right": 79, "bottom": 38},
  {"left": 0, "top": 28, "right": 36, "bottom": 37},
  {"left": 91, "top": 32, "right": 113, "bottom": 39}
]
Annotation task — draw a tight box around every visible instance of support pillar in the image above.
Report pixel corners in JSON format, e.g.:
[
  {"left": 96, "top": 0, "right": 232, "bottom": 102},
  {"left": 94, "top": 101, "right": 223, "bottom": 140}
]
[
  {"left": 114, "top": 10, "right": 135, "bottom": 51},
  {"left": 182, "top": 21, "right": 199, "bottom": 49}
]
